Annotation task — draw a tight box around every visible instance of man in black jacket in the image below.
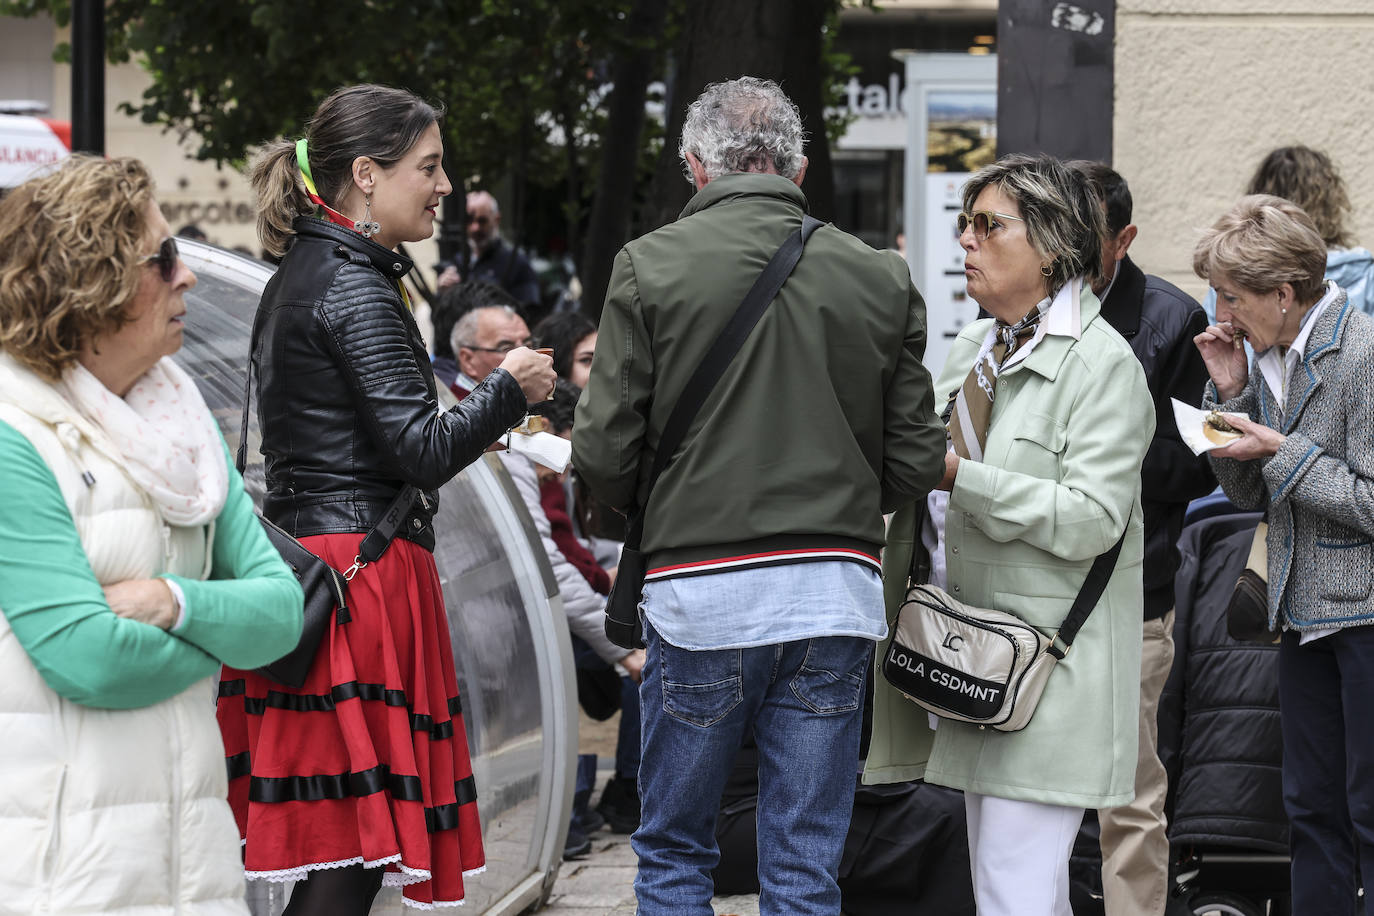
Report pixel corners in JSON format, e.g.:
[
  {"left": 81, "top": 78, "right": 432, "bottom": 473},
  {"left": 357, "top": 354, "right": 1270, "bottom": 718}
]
[{"left": 1072, "top": 161, "right": 1215, "bottom": 916}]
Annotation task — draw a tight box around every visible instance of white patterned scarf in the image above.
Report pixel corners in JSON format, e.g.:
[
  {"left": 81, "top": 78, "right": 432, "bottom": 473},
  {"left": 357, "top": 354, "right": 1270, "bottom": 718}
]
[{"left": 60, "top": 357, "right": 228, "bottom": 526}]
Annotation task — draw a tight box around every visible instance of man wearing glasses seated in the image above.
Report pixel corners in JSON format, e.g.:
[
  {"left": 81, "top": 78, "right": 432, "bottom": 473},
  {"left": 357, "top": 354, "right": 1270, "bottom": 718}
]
[{"left": 448, "top": 301, "right": 532, "bottom": 400}]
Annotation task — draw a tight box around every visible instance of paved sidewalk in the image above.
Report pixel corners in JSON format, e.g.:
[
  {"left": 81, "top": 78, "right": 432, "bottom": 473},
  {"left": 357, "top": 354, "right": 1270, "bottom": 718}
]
[
  {"left": 550, "top": 712, "right": 761, "bottom": 914},
  {"left": 539, "top": 826, "right": 761, "bottom": 916}
]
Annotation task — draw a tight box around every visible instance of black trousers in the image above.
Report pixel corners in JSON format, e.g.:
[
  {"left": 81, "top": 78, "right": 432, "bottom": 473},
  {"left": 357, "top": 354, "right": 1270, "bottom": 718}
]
[{"left": 1279, "top": 626, "right": 1374, "bottom": 915}]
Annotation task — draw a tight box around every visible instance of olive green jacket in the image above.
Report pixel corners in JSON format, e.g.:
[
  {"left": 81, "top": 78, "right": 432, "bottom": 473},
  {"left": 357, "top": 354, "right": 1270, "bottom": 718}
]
[
  {"left": 865, "top": 288, "right": 1154, "bottom": 808},
  {"left": 572, "top": 174, "right": 946, "bottom": 572}
]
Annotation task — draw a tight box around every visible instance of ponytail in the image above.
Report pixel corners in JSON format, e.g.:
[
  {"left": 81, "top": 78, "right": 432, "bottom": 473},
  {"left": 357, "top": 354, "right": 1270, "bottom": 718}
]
[
  {"left": 249, "top": 137, "right": 312, "bottom": 258},
  {"left": 249, "top": 84, "right": 441, "bottom": 259}
]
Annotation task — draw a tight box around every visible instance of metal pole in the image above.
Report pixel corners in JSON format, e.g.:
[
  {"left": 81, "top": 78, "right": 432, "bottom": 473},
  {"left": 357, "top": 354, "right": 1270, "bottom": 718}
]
[{"left": 71, "top": 0, "right": 105, "bottom": 154}]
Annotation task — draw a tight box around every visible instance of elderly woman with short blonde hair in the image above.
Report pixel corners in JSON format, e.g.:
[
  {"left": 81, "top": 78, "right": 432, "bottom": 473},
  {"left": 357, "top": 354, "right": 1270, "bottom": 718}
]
[
  {"left": 0, "top": 155, "right": 303, "bottom": 914},
  {"left": 1195, "top": 193, "right": 1374, "bottom": 916},
  {"left": 867, "top": 154, "right": 1153, "bottom": 916}
]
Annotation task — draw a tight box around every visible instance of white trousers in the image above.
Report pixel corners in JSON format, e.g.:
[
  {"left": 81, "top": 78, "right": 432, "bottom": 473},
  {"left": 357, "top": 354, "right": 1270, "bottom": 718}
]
[{"left": 965, "top": 792, "right": 1085, "bottom": 916}]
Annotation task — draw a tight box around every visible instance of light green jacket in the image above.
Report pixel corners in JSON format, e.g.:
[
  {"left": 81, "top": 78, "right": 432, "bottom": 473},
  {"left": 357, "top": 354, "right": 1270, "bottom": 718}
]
[{"left": 865, "top": 289, "right": 1154, "bottom": 808}]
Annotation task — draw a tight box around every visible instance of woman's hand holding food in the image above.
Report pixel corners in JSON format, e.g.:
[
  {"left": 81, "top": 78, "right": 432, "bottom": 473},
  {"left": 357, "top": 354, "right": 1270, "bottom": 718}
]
[
  {"left": 500, "top": 347, "right": 558, "bottom": 404},
  {"left": 1194, "top": 322, "right": 1250, "bottom": 402},
  {"left": 1210, "top": 413, "right": 1284, "bottom": 462},
  {"left": 104, "top": 578, "right": 178, "bottom": 630}
]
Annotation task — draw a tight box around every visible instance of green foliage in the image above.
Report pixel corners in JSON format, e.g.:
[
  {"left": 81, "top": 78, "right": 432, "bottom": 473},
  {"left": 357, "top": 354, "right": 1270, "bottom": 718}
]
[
  {"left": 820, "top": 4, "right": 860, "bottom": 146},
  {"left": 0, "top": 0, "right": 659, "bottom": 198}
]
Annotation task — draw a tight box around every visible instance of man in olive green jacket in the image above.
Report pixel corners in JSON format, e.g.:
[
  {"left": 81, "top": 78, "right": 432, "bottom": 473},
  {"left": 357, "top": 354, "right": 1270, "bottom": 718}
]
[{"left": 572, "top": 77, "right": 945, "bottom": 916}]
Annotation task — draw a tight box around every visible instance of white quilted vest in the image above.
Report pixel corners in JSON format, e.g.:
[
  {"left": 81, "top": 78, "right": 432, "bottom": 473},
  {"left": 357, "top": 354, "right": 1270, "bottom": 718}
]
[{"left": 0, "top": 353, "right": 248, "bottom": 915}]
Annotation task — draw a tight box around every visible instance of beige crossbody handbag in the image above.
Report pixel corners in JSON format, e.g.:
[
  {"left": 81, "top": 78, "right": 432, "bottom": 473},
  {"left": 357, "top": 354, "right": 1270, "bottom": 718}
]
[{"left": 881, "top": 510, "right": 1125, "bottom": 733}]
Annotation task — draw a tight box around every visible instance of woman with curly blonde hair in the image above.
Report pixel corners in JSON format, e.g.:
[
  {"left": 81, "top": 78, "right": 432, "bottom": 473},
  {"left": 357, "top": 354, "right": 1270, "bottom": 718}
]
[
  {"left": 0, "top": 155, "right": 303, "bottom": 914},
  {"left": 1205, "top": 146, "right": 1374, "bottom": 318}
]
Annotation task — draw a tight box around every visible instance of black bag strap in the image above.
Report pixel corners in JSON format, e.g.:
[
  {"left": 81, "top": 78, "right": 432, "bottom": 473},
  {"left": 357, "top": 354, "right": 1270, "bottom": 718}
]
[
  {"left": 237, "top": 304, "right": 419, "bottom": 576},
  {"left": 907, "top": 496, "right": 1126, "bottom": 659},
  {"left": 1049, "top": 527, "right": 1126, "bottom": 658},
  {"left": 623, "top": 215, "right": 825, "bottom": 550}
]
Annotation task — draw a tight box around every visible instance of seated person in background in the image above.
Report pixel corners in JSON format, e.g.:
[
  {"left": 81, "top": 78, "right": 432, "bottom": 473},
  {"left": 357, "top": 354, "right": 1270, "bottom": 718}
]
[
  {"left": 427, "top": 279, "right": 517, "bottom": 389},
  {"left": 499, "top": 381, "right": 644, "bottom": 854},
  {"left": 533, "top": 310, "right": 620, "bottom": 572},
  {"left": 448, "top": 293, "right": 530, "bottom": 399},
  {"left": 538, "top": 381, "right": 638, "bottom": 842},
  {"left": 533, "top": 310, "right": 599, "bottom": 390}
]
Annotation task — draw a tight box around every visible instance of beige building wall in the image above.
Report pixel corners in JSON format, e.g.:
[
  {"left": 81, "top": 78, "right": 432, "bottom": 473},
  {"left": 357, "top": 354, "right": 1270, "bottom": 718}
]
[{"left": 1115, "top": 0, "right": 1374, "bottom": 301}]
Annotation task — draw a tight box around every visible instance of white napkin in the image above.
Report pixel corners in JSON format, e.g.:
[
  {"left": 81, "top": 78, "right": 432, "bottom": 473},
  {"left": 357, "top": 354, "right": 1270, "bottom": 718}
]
[
  {"left": 1171, "top": 397, "right": 1246, "bottom": 456},
  {"left": 508, "top": 429, "right": 572, "bottom": 473}
]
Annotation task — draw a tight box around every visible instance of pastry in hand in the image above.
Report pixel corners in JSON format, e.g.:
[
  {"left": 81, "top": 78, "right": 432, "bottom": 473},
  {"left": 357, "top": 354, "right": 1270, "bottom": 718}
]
[{"left": 1203, "top": 410, "right": 1243, "bottom": 445}]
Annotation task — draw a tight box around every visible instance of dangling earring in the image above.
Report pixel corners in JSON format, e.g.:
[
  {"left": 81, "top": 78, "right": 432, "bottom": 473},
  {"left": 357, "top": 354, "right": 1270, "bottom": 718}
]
[{"left": 355, "top": 194, "right": 381, "bottom": 238}]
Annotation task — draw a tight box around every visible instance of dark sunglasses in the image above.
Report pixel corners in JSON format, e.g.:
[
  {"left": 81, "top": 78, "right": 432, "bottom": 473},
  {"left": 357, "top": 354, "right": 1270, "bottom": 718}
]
[
  {"left": 956, "top": 210, "right": 1025, "bottom": 241},
  {"left": 138, "top": 236, "right": 179, "bottom": 283}
]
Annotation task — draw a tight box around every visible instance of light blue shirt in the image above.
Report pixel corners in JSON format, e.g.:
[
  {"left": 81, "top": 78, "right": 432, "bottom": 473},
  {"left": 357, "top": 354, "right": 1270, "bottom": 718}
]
[{"left": 641, "top": 560, "right": 887, "bottom": 651}]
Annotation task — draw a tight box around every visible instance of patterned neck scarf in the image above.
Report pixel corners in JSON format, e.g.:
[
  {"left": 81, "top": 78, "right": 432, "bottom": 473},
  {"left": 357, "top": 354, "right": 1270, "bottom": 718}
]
[{"left": 945, "top": 303, "right": 1045, "bottom": 462}]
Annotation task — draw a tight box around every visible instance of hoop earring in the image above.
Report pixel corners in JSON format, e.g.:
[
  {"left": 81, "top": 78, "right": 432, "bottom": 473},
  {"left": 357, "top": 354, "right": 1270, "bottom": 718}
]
[
  {"left": 1040, "top": 263, "right": 1054, "bottom": 278},
  {"left": 355, "top": 194, "right": 381, "bottom": 238}
]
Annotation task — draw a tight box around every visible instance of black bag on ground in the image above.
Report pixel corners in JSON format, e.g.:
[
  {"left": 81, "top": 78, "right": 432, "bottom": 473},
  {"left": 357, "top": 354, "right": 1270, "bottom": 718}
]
[{"left": 603, "top": 216, "right": 825, "bottom": 650}]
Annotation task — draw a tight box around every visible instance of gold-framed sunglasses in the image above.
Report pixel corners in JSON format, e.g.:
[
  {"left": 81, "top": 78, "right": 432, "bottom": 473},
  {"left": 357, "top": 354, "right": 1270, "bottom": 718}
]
[{"left": 957, "top": 210, "right": 1024, "bottom": 241}]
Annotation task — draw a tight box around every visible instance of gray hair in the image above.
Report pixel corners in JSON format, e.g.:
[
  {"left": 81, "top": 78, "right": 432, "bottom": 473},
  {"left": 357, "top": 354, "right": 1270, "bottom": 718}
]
[
  {"left": 450, "top": 304, "right": 520, "bottom": 354},
  {"left": 961, "top": 154, "right": 1105, "bottom": 299},
  {"left": 1193, "top": 194, "right": 1328, "bottom": 304},
  {"left": 678, "top": 77, "right": 806, "bottom": 183},
  {"left": 467, "top": 189, "right": 499, "bottom": 217}
]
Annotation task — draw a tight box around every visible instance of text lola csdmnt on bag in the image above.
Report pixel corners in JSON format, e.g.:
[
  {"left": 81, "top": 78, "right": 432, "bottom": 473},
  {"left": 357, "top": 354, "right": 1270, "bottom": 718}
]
[{"left": 881, "top": 514, "right": 1124, "bottom": 733}]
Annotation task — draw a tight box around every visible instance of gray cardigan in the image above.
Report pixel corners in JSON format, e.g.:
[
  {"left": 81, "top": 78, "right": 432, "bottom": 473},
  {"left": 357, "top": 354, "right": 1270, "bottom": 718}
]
[{"left": 1204, "top": 289, "right": 1374, "bottom": 631}]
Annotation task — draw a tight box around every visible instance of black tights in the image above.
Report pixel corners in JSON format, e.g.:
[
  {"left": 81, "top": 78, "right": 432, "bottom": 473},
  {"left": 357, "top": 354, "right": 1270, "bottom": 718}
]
[{"left": 281, "top": 864, "right": 386, "bottom": 916}]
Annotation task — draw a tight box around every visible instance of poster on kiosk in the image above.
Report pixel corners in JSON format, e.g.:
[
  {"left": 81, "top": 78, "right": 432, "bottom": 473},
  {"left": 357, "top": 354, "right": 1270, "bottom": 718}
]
[{"left": 895, "top": 52, "right": 997, "bottom": 379}]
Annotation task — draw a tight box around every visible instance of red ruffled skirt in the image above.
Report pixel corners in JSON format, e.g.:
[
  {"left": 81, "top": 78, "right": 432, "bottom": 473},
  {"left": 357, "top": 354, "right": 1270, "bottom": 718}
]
[{"left": 217, "top": 533, "right": 485, "bottom": 909}]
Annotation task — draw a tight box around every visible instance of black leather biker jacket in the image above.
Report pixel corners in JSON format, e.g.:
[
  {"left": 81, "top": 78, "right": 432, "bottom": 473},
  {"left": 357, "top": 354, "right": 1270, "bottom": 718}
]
[{"left": 252, "top": 217, "right": 526, "bottom": 550}]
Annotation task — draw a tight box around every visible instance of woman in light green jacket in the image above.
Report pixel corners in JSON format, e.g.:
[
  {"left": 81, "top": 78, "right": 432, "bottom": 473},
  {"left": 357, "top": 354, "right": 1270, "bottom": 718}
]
[{"left": 866, "top": 154, "right": 1154, "bottom": 916}]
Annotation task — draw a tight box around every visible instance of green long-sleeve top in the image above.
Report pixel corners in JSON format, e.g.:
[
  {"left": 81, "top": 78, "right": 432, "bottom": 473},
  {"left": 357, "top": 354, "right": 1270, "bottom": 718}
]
[{"left": 0, "top": 420, "right": 304, "bottom": 709}]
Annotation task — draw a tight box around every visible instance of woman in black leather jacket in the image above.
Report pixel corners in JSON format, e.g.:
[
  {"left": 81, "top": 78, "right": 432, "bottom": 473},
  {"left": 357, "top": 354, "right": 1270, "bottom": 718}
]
[{"left": 216, "top": 85, "right": 554, "bottom": 915}]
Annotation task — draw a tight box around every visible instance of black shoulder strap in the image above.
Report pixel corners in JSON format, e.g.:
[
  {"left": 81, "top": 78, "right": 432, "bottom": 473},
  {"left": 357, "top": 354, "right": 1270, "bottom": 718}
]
[
  {"left": 235, "top": 307, "right": 263, "bottom": 474},
  {"left": 1048, "top": 527, "right": 1128, "bottom": 658},
  {"left": 623, "top": 215, "right": 825, "bottom": 550}
]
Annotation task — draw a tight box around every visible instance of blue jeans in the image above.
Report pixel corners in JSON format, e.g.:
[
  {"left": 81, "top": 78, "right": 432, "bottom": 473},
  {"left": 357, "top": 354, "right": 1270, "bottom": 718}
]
[{"left": 632, "top": 619, "right": 870, "bottom": 916}]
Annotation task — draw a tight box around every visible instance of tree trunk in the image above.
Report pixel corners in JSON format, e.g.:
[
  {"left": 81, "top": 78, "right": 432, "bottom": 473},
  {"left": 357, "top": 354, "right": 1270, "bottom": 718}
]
[
  {"left": 642, "top": 0, "right": 836, "bottom": 236},
  {"left": 559, "top": 97, "right": 582, "bottom": 282},
  {"left": 580, "top": 0, "right": 669, "bottom": 320}
]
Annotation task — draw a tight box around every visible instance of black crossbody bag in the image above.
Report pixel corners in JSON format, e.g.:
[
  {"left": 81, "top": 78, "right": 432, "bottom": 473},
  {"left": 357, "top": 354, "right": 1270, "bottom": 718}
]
[
  {"left": 604, "top": 216, "right": 825, "bottom": 650},
  {"left": 237, "top": 315, "right": 418, "bottom": 687}
]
